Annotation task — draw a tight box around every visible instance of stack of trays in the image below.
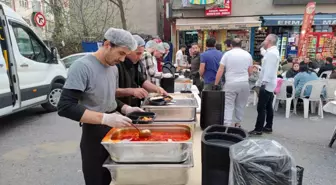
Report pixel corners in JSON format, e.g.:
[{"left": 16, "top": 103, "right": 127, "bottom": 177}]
[
  {"left": 101, "top": 124, "right": 194, "bottom": 185},
  {"left": 141, "top": 93, "right": 198, "bottom": 132}
]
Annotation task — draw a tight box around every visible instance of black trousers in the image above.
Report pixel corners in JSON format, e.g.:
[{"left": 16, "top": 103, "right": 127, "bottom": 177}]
[
  {"left": 80, "top": 124, "right": 111, "bottom": 185},
  {"left": 255, "top": 87, "right": 274, "bottom": 132}
]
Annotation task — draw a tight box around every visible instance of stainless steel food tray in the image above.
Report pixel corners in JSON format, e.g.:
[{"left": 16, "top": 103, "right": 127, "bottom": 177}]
[
  {"left": 142, "top": 93, "right": 198, "bottom": 122},
  {"left": 103, "top": 154, "right": 194, "bottom": 185},
  {"left": 154, "top": 119, "right": 198, "bottom": 133},
  {"left": 101, "top": 124, "right": 193, "bottom": 163},
  {"left": 174, "top": 78, "right": 193, "bottom": 92}
]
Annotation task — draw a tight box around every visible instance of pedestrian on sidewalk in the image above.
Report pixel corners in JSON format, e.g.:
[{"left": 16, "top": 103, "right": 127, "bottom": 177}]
[
  {"left": 200, "top": 37, "right": 223, "bottom": 90},
  {"left": 214, "top": 38, "right": 253, "bottom": 127},
  {"left": 249, "top": 34, "right": 280, "bottom": 136}
]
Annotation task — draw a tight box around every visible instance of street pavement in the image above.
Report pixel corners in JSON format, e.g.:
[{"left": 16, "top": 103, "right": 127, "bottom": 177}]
[{"left": 0, "top": 104, "right": 336, "bottom": 185}]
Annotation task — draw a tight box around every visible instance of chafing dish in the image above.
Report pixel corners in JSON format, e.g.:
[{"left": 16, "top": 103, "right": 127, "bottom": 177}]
[
  {"left": 101, "top": 124, "right": 193, "bottom": 163},
  {"left": 142, "top": 93, "right": 198, "bottom": 122},
  {"left": 154, "top": 118, "right": 198, "bottom": 133},
  {"left": 103, "top": 154, "right": 194, "bottom": 185},
  {"left": 174, "top": 78, "right": 193, "bottom": 92}
]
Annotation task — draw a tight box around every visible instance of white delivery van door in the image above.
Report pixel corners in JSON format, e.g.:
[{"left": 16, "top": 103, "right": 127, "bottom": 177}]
[
  {"left": 0, "top": 46, "right": 13, "bottom": 115},
  {"left": 8, "top": 22, "right": 51, "bottom": 107}
]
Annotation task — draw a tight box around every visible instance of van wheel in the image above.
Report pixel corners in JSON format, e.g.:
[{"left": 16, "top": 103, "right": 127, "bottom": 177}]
[{"left": 42, "top": 83, "right": 63, "bottom": 112}]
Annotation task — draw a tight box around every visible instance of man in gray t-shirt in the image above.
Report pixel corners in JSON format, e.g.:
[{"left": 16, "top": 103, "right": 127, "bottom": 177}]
[{"left": 58, "top": 28, "right": 143, "bottom": 185}]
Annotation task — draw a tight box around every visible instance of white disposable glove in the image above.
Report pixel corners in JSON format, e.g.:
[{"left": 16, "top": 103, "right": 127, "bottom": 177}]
[
  {"left": 123, "top": 105, "right": 145, "bottom": 115},
  {"left": 162, "top": 73, "right": 173, "bottom": 78},
  {"left": 101, "top": 113, "right": 132, "bottom": 127}
]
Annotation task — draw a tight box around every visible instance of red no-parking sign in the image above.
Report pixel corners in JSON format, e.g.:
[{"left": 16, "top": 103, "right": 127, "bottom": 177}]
[{"left": 34, "top": 12, "right": 47, "bottom": 27}]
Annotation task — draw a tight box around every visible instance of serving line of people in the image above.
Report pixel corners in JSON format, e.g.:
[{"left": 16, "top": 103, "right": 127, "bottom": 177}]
[{"left": 57, "top": 28, "right": 171, "bottom": 185}]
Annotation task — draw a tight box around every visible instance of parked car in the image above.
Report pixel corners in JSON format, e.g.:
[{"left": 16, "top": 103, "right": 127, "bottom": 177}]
[
  {"left": 61, "top": 52, "right": 92, "bottom": 69},
  {"left": 0, "top": 3, "right": 67, "bottom": 117}
]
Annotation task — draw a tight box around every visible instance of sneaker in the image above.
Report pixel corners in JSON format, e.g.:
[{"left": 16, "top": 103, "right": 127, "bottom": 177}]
[
  {"left": 248, "top": 130, "right": 262, "bottom": 136},
  {"left": 263, "top": 127, "right": 273, "bottom": 133}
]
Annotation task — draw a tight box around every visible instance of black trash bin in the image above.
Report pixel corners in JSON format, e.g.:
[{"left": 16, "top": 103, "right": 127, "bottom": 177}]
[
  {"left": 200, "top": 91, "right": 225, "bottom": 130},
  {"left": 160, "top": 78, "right": 175, "bottom": 93},
  {"left": 204, "top": 125, "right": 248, "bottom": 140},
  {"left": 201, "top": 126, "right": 247, "bottom": 185}
]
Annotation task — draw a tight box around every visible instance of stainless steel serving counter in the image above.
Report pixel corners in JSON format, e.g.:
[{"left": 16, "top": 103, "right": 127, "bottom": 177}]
[
  {"left": 104, "top": 155, "right": 194, "bottom": 185},
  {"left": 141, "top": 94, "right": 198, "bottom": 122}
]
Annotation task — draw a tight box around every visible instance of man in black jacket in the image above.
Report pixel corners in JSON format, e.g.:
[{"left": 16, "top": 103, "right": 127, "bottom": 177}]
[
  {"left": 318, "top": 57, "right": 334, "bottom": 78},
  {"left": 116, "top": 35, "right": 167, "bottom": 106}
]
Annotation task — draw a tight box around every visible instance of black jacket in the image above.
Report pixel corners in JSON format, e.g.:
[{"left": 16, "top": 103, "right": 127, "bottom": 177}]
[
  {"left": 286, "top": 69, "right": 299, "bottom": 79},
  {"left": 117, "top": 58, "right": 146, "bottom": 106},
  {"left": 317, "top": 63, "right": 334, "bottom": 77}
]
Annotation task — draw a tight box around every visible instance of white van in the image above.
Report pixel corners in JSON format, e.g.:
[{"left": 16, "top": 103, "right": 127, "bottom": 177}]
[{"left": 0, "top": 3, "right": 67, "bottom": 117}]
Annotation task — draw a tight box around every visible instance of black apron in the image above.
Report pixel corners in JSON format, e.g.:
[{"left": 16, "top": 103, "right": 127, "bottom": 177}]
[{"left": 80, "top": 120, "right": 112, "bottom": 185}]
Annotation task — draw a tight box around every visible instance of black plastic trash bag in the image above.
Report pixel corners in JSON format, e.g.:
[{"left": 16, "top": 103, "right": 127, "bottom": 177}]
[{"left": 229, "top": 139, "right": 297, "bottom": 185}]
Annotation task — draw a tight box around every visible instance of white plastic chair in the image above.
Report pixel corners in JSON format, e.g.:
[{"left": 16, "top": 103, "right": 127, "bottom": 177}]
[
  {"left": 325, "top": 79, "right": 336, "bottom": 101},
  {"left": 319, "top": 70, "right": 332, "bottom": 79},
  {"left": 293, "top": 80, "right": 327, "bottom": 119},
  {"left": 274, "top": 80, "right": 295, "bottom": 118},
  {"left": 281, "top": 71, "right": 287, "bottom": 78}
]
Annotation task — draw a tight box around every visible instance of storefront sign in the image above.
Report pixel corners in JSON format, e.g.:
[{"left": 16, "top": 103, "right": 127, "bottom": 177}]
[
  {"left": 262, "top": 14, "right": 336, "bottom": 26},
  {"left": 205, "top": 0, "right": 231, "bottom": 17},
  {"left": 298, "top": 2, "right": 316, "bottom": 58},
  {"left": 177, "top": 23, "right": 260, "bottom": 31},
  {"left": 273, "top": 0, "right": 336, "bottom": 5}
]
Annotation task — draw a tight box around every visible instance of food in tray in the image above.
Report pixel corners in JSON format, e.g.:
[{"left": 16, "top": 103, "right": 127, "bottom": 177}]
[
  {"left": 111, "top": 129, "right": 190, "bottom": 142},
  {"left": 150, "top": 96, "right": 165, "bottom": 101},
  {"left": 140, "top": 116, "right": 153, "bottom": 121},
  {"left": 150, "top": 95, "right": 173, "bottom": 102},
  {"left": 163, "top": 96, "right": 173, "bottom": 102}
]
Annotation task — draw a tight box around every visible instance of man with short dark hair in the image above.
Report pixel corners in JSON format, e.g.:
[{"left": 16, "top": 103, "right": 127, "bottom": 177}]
[
  {"left": 199, "top": 38, "right": 223, "bottom": 90},
  {"left": 318, "top": 57, "right": 334, "bottom": 77},
  {"left": 175, "top": 44, "right": 187, "bottom": 68},
  {"left": 224, "top": 39, "right": 232, "bottom": 51},
  {"left": 116, "top": 35, "right": 167, "bottom": 107},
  {"left": 214, "top": 38, "right": 253, "bottom": 127},
  {"left": 57, "top": 28, "right": 144, "bottom": 185},
  {"left": 215, "top": 43, "right": 222, "bottom": 51},
  {"left": 190, "top": 43, "right": 203, "bottom": 92}
]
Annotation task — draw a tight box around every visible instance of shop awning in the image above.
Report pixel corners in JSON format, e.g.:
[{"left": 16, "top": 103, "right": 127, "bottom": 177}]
[
  {"left": 176, "top": 17, "right": 261, "bottom": 31},
  {"left": 262, "top": 14, "right": 336, "bottom": 26}
]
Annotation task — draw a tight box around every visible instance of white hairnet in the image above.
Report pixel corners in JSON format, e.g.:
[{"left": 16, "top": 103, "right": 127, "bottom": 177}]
[
  {"left": 132, "top": 35, "right": 145, "bottom": 47},
  {"left": 163, "top": 42, "right": 170, "bottom": 50},
  {"left": 145, "top": 40, "right": 158, "bottom": 50},
  {"left": 104, "top": 28, "right": 137, "bottom": 51},
  {"left": 157, "top": 43, "right": 166, "bottom": 53}
]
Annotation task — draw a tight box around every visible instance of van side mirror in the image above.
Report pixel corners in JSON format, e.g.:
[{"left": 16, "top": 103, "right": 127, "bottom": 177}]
[{"left": 50, "top": 47, "right": 59, "bottom": 63}]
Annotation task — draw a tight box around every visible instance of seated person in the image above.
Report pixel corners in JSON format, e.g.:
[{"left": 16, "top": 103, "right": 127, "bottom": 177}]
[
  {"left": 286, "top": 62, "right": 300, "bottom": 79},
  {"left": 249, "top": 65, "right": 260, "bottom": 89},
  {"left": 317, "top": 57, "right": 334, "bottom": 78},
  {"left": 294, "top": 62, "right": 319, "bottom": 98},
  {"left": 330, "top": 70, "right": 336, "bottom": 79},
  {"left": 282, "top": 57, "right": 293, "bottom": 72}
]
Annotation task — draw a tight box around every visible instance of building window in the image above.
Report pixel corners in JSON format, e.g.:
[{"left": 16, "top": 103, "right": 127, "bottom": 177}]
[{"left": 19, "top": 0, "right": 28, "bottom": 8}]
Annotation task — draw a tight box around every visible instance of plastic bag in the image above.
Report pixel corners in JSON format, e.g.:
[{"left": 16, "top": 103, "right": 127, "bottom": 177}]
[{"left": 229, "top": 139, "right": 297, "bottom": 185}]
